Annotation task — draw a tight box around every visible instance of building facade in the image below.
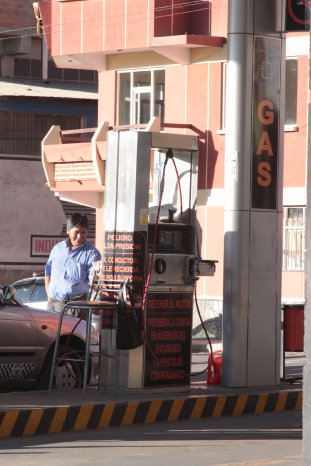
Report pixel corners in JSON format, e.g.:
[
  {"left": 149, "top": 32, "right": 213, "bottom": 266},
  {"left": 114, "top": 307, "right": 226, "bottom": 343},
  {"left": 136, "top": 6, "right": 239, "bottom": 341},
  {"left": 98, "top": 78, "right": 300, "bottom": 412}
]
[
  {"left": 37, "top": 0, "right": 308, "bottom": 339},
  {"left": 0, "top": 0, "right": 98, "bottom": 284}
]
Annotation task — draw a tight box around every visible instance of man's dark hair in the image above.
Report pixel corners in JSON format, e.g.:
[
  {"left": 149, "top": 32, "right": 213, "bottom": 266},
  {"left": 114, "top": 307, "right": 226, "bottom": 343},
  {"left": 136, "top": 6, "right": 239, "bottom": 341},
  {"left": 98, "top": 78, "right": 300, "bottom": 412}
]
[{"left": 67, "top": 213, "right": 89, "bottom": 230}]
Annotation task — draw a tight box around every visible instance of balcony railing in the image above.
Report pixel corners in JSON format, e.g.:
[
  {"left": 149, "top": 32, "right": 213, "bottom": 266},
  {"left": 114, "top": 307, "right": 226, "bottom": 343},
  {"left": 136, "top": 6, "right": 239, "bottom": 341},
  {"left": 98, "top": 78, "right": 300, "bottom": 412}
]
[
  {"left": 41, "top": 118, "right": 203, "bottom": 204},
  {"left": 42, "top": 123, "right": 108, "bottom": 193}
]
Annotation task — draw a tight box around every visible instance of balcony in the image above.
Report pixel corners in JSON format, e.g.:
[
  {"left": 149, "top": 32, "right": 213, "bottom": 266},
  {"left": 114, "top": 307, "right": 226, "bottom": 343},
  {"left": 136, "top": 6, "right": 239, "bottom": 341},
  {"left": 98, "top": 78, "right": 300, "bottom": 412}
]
[
  {"left": 42, "top": 118, "right": 203, "bottom": 207},
  {"left": 42, "top": 122, "right": 108, "bottom": 208},
  {"left": 37, "top": 0, "right": 227, "bottom": 69}
]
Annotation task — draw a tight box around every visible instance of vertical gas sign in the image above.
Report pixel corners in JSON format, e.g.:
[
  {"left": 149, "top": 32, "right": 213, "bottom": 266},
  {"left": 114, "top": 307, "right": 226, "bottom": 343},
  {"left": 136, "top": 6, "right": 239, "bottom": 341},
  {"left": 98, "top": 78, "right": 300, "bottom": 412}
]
[{"left": 252, "top": 36, "right": 281, "bottom": 210}]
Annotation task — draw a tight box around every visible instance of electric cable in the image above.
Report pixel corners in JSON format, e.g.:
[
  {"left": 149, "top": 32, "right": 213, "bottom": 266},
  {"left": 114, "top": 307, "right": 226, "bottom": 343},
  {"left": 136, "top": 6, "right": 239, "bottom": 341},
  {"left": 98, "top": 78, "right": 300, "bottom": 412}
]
[
  {"left": 141, "top": 151, "right": 169, "bottom": 314},
  {"left": 140, "top": 149, "right": 215, "bottom": 379},
  {"left": 171, "top": 156, "right": 183, "bottom": 218},
  {"left": 0, "top": 0, "right": 228, "bottom": 44}
]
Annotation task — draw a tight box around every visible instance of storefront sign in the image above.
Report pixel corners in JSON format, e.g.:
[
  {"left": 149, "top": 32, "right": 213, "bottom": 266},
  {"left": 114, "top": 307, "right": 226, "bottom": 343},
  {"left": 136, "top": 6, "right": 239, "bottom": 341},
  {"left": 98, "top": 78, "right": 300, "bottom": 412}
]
[
  {"left": 31, "top": 236, "right": 65, "bottom": 257},
  {"left": 252, "top": 36, "right": 281, "bottom": 210},
  {"left": 144, "top": 292, "right": 193, "bottom": 387},
  {"left": 31, "top": 235, "right": 95, "bottom": 257}
]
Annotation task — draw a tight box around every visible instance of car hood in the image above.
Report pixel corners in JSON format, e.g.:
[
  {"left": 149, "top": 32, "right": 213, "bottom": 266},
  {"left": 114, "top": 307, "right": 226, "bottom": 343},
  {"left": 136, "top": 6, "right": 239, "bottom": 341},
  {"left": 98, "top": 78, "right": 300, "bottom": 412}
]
[{"left": 22, "top": 304, "right": 98, "bottom": 344}]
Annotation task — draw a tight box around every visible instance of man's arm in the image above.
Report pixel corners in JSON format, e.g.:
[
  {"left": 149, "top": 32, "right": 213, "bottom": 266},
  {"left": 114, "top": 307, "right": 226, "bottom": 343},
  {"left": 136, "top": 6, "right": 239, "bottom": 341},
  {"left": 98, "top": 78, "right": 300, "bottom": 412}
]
[
  {"left": 45, "top": 252, "right": 53, "bottom": 301},
  {"left": 87, "top": 249, "right": 102, "bottom": 282},
  {"left": 45, "top": 275, "right": 52, "bottom": 302}
]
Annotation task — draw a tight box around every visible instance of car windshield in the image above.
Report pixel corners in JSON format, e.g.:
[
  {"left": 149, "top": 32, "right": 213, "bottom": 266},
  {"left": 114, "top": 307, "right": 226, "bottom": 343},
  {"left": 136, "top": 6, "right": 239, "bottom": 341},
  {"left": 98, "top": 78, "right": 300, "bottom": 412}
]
[
  {"left": 14, "top": 284, "right": 31, "bottom": 302},
  {"left": 30, "top": 283, "right": 47, "bottom": 303}
]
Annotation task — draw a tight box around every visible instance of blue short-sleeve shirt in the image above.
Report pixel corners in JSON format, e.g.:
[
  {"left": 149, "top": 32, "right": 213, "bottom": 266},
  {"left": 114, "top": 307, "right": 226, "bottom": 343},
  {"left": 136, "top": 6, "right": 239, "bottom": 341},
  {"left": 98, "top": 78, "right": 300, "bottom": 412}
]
[{"left": 45, "top": 238, "right": 101, "bottom": 300}]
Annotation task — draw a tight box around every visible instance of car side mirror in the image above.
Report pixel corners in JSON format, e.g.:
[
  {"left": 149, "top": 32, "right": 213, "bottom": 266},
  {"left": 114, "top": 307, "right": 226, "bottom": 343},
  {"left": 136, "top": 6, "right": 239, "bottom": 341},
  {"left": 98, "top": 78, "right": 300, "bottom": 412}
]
[{"left": 3, "top": 285, "right": 16, "bottom": 302}]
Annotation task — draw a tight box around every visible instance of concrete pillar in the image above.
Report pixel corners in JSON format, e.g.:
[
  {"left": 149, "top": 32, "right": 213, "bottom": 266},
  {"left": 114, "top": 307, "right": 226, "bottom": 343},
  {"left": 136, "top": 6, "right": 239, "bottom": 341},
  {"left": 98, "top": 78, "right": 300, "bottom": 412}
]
[
  {"left": 302, "top": 26, "right": 311, "bottom": 466},
  {"left": 222, "top": 0, "right": 285, "bottom": 387},
  {"left": 41, "top": 35, "right": 49, "bottom": 82}
]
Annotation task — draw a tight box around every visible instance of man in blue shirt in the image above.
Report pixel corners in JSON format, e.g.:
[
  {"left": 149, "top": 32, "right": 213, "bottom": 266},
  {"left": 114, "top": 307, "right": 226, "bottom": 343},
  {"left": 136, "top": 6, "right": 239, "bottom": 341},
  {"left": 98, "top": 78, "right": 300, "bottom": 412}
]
[{"left": 45, "top": 213, "right": 101, "bottom": 318}]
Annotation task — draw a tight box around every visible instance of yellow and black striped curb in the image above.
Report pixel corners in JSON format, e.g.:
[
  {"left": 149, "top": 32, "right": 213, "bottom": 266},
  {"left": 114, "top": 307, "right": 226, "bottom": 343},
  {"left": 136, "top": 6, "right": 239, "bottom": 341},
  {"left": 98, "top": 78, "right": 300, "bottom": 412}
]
[{"left": 0, "top": 389, "right": 302, "bottom": 439}]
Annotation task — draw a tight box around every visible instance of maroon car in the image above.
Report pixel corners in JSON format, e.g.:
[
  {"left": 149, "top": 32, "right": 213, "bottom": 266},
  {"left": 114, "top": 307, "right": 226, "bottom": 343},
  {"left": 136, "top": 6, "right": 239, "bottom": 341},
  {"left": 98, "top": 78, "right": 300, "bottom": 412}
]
[{"left": 0, "top": 286, "right": 99, "bottom": 391}]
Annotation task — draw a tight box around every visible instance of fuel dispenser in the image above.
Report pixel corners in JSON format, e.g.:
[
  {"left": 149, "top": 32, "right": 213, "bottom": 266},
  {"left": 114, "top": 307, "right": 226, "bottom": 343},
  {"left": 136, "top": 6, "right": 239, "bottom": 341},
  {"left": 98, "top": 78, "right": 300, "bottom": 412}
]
[{"left": 99, "top": 128, "right": 208, "bottom": 392}]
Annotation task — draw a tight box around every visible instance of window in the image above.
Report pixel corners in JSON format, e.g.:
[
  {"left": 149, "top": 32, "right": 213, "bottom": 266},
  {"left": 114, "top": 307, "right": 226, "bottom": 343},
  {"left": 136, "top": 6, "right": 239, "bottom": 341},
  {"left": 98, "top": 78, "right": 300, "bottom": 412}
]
[
  {"left": 14, "top": 58, "right": 97, "bottom": 84},
  {"left": 117, "top": 69, "right": 165, "bottom": 126},
  {"left": 283, "top": 207, "right": 305, "bottom": 271},
  {"left": 30, "top": 284, "right": 47, "bottom": 303},
  {"left": 14, "top": 285, "right": 31, "bottom": 303},
  {"left": 285, "top": 58, "right": 298, "bottom": 126}
]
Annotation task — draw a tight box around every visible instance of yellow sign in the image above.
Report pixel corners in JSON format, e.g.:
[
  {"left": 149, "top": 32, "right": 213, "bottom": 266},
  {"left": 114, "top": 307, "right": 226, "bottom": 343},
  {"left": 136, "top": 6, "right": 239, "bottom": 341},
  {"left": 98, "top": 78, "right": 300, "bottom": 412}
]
[{"left": 140, "top": 210, "right": 148, "bottom": 225}]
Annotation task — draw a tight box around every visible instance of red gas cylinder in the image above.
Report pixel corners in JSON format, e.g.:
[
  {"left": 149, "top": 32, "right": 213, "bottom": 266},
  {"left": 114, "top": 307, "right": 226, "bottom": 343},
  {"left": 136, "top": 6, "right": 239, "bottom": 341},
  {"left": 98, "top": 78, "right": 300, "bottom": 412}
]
[{"left": 207, "top": 350, "right": 222, "bottom": 385}]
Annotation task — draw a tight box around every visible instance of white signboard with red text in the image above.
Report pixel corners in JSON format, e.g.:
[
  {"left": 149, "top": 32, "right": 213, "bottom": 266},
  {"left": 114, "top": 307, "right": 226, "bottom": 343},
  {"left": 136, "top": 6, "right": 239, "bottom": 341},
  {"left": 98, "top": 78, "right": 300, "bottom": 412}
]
[{"left": 31, "top": 235, "right": 95, "bottom": 257}]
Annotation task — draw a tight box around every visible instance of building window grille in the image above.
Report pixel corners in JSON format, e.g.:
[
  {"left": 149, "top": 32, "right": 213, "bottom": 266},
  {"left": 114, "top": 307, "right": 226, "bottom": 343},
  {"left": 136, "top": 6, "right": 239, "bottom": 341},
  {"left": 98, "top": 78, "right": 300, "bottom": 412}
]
[
  {"left": 14, "top": 58, "right": 97, "bottom": 84},
  {"left": 283, "top": 206, "right": 305, "bottom": 271},
  {"left": 0, "top": 111, "right": 83, "bottom": 156},
  {"left": 117, "top": 69, "right": 165, "bottom": 126}
]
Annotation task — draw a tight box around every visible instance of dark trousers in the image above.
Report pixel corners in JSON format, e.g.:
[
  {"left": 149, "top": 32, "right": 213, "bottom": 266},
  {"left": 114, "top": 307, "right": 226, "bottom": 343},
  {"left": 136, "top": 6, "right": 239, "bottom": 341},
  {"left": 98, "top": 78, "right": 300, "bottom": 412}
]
[{"left": 47, "top": 295, "right": 88, "bottom": 320}]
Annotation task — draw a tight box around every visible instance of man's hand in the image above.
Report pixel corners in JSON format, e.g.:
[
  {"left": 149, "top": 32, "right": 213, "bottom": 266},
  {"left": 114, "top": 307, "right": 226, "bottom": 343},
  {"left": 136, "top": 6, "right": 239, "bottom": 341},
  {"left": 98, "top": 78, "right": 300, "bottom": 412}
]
[{"left": 92, "top": 261, "right": 102, "bottom": 275}]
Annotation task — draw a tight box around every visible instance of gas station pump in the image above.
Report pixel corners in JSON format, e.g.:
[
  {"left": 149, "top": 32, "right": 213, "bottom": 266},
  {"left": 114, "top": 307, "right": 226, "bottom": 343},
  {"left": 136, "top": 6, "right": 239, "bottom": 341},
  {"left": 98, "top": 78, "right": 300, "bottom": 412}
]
[{"left": 99, "top": 128, "right": 210, "bottom": 392}]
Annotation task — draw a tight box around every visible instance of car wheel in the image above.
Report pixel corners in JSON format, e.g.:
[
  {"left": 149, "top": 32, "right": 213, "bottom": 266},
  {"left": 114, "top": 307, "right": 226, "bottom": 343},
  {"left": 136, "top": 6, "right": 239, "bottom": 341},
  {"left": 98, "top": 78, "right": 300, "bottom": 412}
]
[{"left": 36, "top": 345, "right": 84, "bottom": 390}]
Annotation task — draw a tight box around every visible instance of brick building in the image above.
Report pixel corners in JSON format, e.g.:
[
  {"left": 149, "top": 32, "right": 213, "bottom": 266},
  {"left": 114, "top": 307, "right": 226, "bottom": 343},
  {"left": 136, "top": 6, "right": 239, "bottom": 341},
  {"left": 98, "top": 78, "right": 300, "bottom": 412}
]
[{"left": 0, "top": 0, "right": 98, "bottom": 284}]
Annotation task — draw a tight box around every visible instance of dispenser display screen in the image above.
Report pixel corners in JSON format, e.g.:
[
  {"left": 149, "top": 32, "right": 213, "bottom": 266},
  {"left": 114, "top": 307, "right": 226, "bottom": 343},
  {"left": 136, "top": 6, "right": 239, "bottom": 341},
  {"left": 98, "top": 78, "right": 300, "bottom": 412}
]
[
  {"left": 173, "top": 230, "right": 183, "bottom": 248},
  {"left": 148, "top": 224, "right": 194, "bottom": 254},
  {"left": 159, "top": 230, "right": 183, "bottom": 249},
  {"left": 159, "top": 230, "right": 173, "bottom": 246}
]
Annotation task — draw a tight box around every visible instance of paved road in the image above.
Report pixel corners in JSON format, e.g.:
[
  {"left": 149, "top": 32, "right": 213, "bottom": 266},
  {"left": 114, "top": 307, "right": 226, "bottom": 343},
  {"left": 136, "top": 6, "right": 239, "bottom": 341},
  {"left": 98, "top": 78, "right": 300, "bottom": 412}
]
[{"left": 0, "top": 410, "right": 302, "bottom": 466}]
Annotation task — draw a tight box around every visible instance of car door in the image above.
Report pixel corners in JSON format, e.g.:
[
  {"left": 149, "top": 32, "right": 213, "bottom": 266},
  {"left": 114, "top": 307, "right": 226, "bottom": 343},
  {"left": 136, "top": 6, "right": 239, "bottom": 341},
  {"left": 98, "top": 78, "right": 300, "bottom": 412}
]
[{"left": 0, "top": 301, "right": 38, "bottom": 385}]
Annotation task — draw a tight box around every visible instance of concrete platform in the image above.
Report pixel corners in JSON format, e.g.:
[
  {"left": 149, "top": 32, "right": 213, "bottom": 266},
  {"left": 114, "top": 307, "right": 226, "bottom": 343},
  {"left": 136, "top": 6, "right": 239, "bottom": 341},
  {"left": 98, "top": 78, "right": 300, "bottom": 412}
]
[{"left": 0, "top": 351, "right": 304, "bottom": 439}]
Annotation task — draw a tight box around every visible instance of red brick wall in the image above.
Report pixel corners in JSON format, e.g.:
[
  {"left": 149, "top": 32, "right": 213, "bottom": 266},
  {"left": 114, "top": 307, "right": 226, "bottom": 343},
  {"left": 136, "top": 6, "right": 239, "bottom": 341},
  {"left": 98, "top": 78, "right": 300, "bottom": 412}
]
[{"left": 0, "top": 0, "right": 36, "bottom": 32}]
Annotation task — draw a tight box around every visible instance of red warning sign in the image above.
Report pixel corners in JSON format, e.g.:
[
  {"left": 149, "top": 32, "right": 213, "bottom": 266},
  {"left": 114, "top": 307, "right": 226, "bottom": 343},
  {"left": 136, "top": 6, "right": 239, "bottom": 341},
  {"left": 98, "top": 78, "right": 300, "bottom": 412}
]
[
  {"left": 144, "top": 292, "right": 193, "bottom": 387},
  {"left": 286, "top": 0, "right": 310, "bottom": 31},
  {"left": 102, "top": 231, "right": 146, "bottom": 301}
]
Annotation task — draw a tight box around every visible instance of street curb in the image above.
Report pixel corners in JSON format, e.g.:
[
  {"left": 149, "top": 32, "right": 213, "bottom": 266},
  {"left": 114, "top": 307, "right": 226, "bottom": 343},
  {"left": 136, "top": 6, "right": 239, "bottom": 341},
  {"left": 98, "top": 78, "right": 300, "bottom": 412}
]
[{"left": 0, "top": 389, "right": 302, "bottom": 439}]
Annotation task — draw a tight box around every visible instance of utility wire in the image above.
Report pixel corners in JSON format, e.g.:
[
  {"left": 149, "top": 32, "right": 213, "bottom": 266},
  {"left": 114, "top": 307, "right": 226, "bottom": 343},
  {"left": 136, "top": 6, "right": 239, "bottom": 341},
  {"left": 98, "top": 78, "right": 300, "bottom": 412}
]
[{"left": 0, "top": 0, "right": 227, "bottom": 43}]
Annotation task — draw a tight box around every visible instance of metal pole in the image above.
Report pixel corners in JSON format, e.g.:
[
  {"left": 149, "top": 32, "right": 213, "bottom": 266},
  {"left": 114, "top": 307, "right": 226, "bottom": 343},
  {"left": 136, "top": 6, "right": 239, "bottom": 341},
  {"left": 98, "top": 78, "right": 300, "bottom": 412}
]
[
  {"left": 223, "top": 0, "right": 285, "bottom": 387},
  {"left": 302, "top": 20, "right": 311, "bottom": 466}
]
